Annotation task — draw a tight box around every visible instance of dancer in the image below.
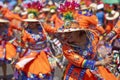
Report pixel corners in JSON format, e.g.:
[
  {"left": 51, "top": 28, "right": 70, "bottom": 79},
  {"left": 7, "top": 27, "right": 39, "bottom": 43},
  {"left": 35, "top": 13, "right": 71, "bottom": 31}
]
[{"left": 56, "top": 21, "right": 117, "bottom": 80}]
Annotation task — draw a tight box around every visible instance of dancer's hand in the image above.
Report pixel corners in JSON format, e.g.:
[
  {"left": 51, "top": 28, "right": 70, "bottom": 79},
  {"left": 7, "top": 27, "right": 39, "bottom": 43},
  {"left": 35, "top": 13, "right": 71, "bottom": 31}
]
[
  {"left": 102, "top": 55, "right": 113, "bottom": 65},
  {"left": 95, "top": 55, "right": 113, "bottom": 66}
]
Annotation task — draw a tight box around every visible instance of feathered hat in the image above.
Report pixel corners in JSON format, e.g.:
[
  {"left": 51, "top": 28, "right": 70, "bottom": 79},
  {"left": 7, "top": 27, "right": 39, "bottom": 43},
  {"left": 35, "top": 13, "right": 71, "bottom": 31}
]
[
  {"left": 23, "top": 1, "right": 43, "bottom": 22},
  {"left": 58, "top": 1, "right": 79, "bottom": 21},
  {"left": 57, "top": 20, "right": 82, "bottom": 33}
]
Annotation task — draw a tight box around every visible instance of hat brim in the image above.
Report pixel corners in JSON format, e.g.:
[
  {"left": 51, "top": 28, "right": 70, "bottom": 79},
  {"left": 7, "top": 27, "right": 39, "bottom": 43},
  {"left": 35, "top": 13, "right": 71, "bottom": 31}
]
[
  {"left": 0, "top": 19, "right": 9, "bottom": 23},
  {"left": 23, "top": 19, "right": 39, "bottom": 22},
  {"left": 106, "top": 12, "right": 119, "bottom": 20},
  {"left": 57, "top": 28, "right": 88, "bottom": 33}
]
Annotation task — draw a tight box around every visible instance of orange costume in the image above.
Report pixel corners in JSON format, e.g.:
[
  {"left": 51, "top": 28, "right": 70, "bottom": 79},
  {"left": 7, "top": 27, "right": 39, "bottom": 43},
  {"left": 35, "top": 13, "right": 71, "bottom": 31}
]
[
  {"left": 0, "top": 8, "right": 24, "bottom": 63},
  {"left": 105, "top": 20, "right": 114, "bottom": 33},
  {"left": 105, "top": 18, "right": 120, "bottom": 41},
  {"left": 62, "top": 30, "right": 117, "bottom": 80},
  {"left": 15, "top": 20, "right": 57, "bottom": 79},
  {"left": 113, "top": 19, "right": 120, "bottom": 35},
  {"left": 50, "top": 14, "right": 64, "bottom": 29},
  {"left": 74, "top": 13, "right": 105, "bottom": 35},
  {"left": 1, "top": 8, "right": 22, "bottom": 36},
  {"left": 0, "top": 40, "right": 16, "bottom": 62},
  {"left": 0, "top": 19, "right": 16, "bottom": 62}
]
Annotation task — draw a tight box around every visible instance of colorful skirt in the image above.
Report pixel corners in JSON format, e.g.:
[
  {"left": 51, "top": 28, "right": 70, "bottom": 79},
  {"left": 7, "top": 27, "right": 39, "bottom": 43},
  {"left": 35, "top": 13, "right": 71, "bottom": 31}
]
[
  {"left": 0, "top": 42, "right": 16, "bottom": 63},
  {"left": 18, "top": 71, "right": 54, "bottom": 80},
  {"left": 63, "top": 64, "right": 117, "bottom": 80},
  {"left": 15, "top": 48, "right": 53, "bottom": 79}
]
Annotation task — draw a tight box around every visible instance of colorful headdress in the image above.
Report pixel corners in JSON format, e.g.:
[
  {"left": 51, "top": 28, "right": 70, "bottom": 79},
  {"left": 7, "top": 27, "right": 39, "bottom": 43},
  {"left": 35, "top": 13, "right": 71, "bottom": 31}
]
[
  {"left": 58, "top": 1, "right": 79, "bottom": 21},
  {"left": 25, "top": 1, "right": 43, "bottom": 19},
  {"left": 57, "top": 20, "right": 80, "bottom": 33}
]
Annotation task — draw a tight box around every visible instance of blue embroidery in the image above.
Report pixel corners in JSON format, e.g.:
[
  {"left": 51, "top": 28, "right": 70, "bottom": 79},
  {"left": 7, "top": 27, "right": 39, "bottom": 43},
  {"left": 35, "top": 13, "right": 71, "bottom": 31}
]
[
  {"left": 26, "top": 26, "right": 44, "bottom": 42},
  {"left": 65, "top": 65, "right": 75, "bottom": 80},
  {"left": 21, "top": 72, "right": 53, "bottom": 80},
  {"left": 65, "top": 32, "right": 95, "bottom": 80},
  {"left": 79, "top": 10, "right": 93, "bottom": 16}
]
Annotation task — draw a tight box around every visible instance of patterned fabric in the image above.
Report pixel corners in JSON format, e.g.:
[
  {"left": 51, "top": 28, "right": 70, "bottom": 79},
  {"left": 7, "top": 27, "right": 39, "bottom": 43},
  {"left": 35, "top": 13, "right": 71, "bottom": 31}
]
[
  {"left": 79, "top": 10, "right": 92, "bottom": 16},
  {"left": 26, "top": 27, "right": 47, "bottom": 50},
  {"left": 0, "top": 41, "right": 6, "bottom": 61},
  {"left": 20, "top": 71, "right": 53, "bottom": 80},
  {"left": 65, "top": 32, "right": 104, "bottom": 80},
  {"left": 82, "top": 60, "right": 95, "bottom": 70}
]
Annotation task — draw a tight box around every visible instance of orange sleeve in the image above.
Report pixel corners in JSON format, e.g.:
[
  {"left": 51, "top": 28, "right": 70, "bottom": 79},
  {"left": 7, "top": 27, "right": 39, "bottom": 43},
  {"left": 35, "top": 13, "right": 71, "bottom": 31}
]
[
  {"left": 88, "top": 15, "right": 98, "bottom": 25},
  {"left": 96, "top": 26, "right": 105, "bottom": 34},
  {"left": 1, "top": 8, "right": 22, "bottom": 21},
  {"left": 43, "top": 23, "right": 57, "bottom": 33},
  {"left": 38, "top": 13, "right": 45, "bottom": 19},
  {"left": 62, "top": 31, "right": 98, "bottom": 69},
  {"left": 56, "top": 17, "right": 64, "bottom": 24},
  {"left": 50, "top": 14, "right": 56, "bottom": 21},
  {"left": 90, "top": 30, "right": 99, "bottom": 53},
  {"left": 22, "top": 30, "right": 34, "bottom": 43},
  {"left": 8, "top": 27, "right": 13, "bottom": 36},
  {"left": 22, "top": 15, "right": 27, "bottom": 19},
  {"left": 105, "top": 22, "right": 114, "bottom": 33},
  {"left": 50, "top": 14, "right": 63, "bottom": 24},
  {"left": 62, "top": 45, "right": 84, "bottom": 67},
  {"left": 88, "top": 15, "right": 105, "bottom": 34},
  {"left": 9, "top": 19, "right": 22, "bottom": 31},
  {"left": 113, "top": 20, "right": 120, "bottom": 34}
]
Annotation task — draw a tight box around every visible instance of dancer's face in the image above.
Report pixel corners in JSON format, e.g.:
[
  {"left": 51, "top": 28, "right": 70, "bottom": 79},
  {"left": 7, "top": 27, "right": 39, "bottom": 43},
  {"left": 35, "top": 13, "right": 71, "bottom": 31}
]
[{"left": 65, "top": 31, "right": 87, "bottom": 44}]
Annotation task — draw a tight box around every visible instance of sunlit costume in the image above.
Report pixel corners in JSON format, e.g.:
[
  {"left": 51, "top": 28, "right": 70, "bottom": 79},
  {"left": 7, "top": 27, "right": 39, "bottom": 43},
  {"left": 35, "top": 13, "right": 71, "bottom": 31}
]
[
  {"left": 13, "top": 1, "right": 58, "bottom": 79},
  {"left": 0, "top": 18, "right": 16, "bottom": 80},
  {"left": 105, "top": 17, "right": 120, "bottom": 78},
  {"left": 56, "top": 18, "right": 117, "bottom": 80}
]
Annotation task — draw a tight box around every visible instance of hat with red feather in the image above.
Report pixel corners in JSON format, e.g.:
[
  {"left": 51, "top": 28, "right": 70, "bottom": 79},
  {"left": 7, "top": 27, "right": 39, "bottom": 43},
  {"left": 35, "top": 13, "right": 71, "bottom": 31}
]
[
  {"left": 58, "top": 1, "right": 79, "bottom": 21},
  {"left": 23, "top": 1, "right": 43, "bottom": 22}
]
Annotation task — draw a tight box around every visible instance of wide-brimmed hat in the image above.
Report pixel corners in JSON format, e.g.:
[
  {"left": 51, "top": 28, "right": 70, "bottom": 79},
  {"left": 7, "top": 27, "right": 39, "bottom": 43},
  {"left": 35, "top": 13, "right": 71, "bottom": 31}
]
[
  {"left": 0, "top": 19, "right": 9, "bottom": 23},
  {"left": 57, "top": 20, "right": 89, "bottom": 33},
  {"left": 105, "top": 10, "right": 119, "bottom": 20},
  {"left": 23, "top": 19, "right": 39, "bottom": 22},
  {"left": 23, "top": 13, "right": 39, "bottom": 22}
]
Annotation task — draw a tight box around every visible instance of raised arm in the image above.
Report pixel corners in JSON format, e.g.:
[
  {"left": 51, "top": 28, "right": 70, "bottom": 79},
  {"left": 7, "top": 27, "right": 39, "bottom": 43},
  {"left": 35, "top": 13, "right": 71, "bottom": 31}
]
[
  {"left": 88, "top": 15, "right": 105, "bottom": 34},
  {"left": 62, "top": 45, "right": 96, "bottom": 70},
  {"left": 42, "top": 23, "right": 57, "bottom": 33}
]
